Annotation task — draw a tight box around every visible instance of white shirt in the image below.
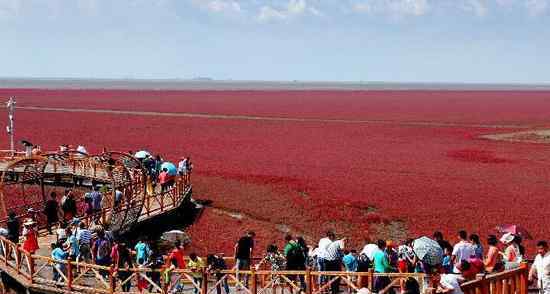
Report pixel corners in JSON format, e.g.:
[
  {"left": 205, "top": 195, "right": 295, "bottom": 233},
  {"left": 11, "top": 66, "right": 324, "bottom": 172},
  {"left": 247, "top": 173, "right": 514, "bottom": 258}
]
[
  {"left": 452, "top": 241, "right": 474, "bottom": 272},
  {"left": 325, "top": 240, "right": 344, "bottom": 261},
  {"left": 317, "top": 237, "right": 332, "bottom": 259},
  {"left": 440, "top": 274, "right": 465, "bottom": 294},
  {"left": 178, "top": 159, "right": 187, "bottom": 172},
  {"left": 533, "top": 252, "right": 550, "bottom": 290}
]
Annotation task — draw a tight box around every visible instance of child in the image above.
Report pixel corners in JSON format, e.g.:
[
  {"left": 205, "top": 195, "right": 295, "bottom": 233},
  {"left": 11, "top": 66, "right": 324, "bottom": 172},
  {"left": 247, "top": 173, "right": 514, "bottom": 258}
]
[{"left": 442, "top": 246, "right": 452, "bottom": 274}]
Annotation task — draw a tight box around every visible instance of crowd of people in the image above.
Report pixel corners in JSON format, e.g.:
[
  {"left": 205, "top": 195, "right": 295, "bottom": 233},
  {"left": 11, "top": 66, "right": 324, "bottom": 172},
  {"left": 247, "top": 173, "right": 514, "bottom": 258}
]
[
  {"left": 231, "top": 229, "right": 550, "bottom": 294},
  {"left": 1, "top": 218, "right": 549, "bottom": 294}
]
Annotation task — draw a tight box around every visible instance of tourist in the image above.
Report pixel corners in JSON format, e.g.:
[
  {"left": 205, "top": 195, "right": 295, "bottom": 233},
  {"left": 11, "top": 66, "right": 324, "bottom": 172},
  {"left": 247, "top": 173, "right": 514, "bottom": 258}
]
[
  {"left": 385, "top": 240, "right": 399, "bottom": 268},
  {"left": 434, "top": 231, "right": 452, "bottom": 253},
  {"left": 234, "top": 230, "right": 255, "bottom": 289},
  {"left": 168, "top": 240, "right": 186, "bottom": 269},
  {"left": 343, "top": 249, "right": 359, "bottom": 290},
  {"left": 397, "top": 239, "right": 416, "bottom": 273},
  {"left": 65, "top": 227, "right": 79, "bottom": 262},
  {"left": 177, "top": 157, "right": 188, "bottom": 177},
  {"left": 22, "top": 218, "right": 39, "bottom": 254},
  {"left": 91, "top": 186, "right": 103, "bottom": 213},
  {"left": 436, "top": 261, "right": 469, "bottom": 294},
  {"left": 343, "top": 249, "right": 359, "bottom": 272},
  {"left": 76, "top": 222, "right": 93, "bottom": 264},
  {"left": 469, "top": 234, "right": 483, "bottom": 259},
  {"left": 51, "top": 242, "right": 68, "bottom": 283},
  {"left": 324, "top": 233, "right": 345, "bottom": 294},
  {"left": 188, "top": 252, "right": 205, "bottom": 294},
  {"left": 134, "top": 238, "right": 151, "bottom": 266},
  {"left": 44, "top": 192, "right": 59, "bottom": 234},
  {"left": 56, "top": 221, "right": 68, "bottom": 244},
  {"left": 148, "top": 244, "right": 165, "bottom": 292},
  {"left": 529, "top": 240, "right": 550, "bottom": 294},
  {"left": 159, "top": 168, "right": 170, "bottom": 193},
  {"left": 185, "top": 156, "right": 193, "bottom": 184},
  {"left": 92, "top": 229, "right": 112, "bottom": 269},
  {"left": 31, "top": 145, "right": 41, "bottom": 156},
  {"left": 26, "top": 207, "right": 37, "bottom": 222},
  {"left": 61, "top": 190, "right": 77, "bottom": 221},
  {"left": 403, "top": 277, "right": 421, "bottom": 294},
  {"left": 483, "top": 235, "right": 502, "bottom": 273},
  {"left": 442, "top": 246, "right": 453, "bottom": 274},
  {"left": 284, "top": 233, "right": 303, "bottom": 287},
  {"left": 256, "top": 244, "right": 286, "bottom": 286},
  {"left": 114, "top": 189, "right": 123, "bottom": 208},
  {"left": 373, "top": 239, "right": 393, "bottom": 293},
  {"left": 317, "top": 230, "right": 335, "bottom": 286},
  {"left": 207, "top": 253, "right": 230, "bottom": 294},
  {"left": 112, "top": 240, "right": 133, "bottom": 292},
  {"left": 295, "top": 235, "right": 309, "bottom": 291},
  {"left": 500, "top": 233, "right": 523, "bottom": 269},
  {"left": 451, "top": 230, "right": 474, "bottom": 273},
  {"left": 6, "top": 211, "right": 20, "bottom": 245}
]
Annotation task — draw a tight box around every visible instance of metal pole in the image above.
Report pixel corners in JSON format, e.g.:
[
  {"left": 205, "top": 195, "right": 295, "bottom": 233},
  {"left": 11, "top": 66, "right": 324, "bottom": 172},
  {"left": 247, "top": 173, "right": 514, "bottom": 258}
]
[{"left": 6, "top": 96, "right": 15, "bottom": 156}]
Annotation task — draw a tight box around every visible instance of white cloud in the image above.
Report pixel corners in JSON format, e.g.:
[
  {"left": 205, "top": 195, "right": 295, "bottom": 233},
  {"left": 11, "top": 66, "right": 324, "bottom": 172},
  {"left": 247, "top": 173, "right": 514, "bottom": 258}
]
[
  {"left": 256, "top": 0, "right": 321, "bottom": 23},
  {"left": 257, "top": 5, "right": 287, "bottom": 22},
  {"left": 461, "top": 0, "right": 488, "bottom": 17},
  {"left": 352, "top": 0, "right": 429, "bottom": 17},
  {"left": 287, "top": 0, "right": 306, "bottom": 14},
  {"left": 525, "top": 0, "right": 548, "bottom": 15},
  {"left": 191, "top": 0, "right": 241, "bottom": 14}
]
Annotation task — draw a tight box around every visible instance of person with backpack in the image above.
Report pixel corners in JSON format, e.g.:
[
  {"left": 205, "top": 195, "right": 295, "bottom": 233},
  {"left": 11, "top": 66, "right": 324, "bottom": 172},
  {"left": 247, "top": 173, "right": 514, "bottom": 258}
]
[
  {"left": 284, "top": 234, "right": 307, "bottom": 291},
  {"left": 44, "top": 192, "right": 59, "bottom": 234},
  {"left": 207, "top": 253, "right": 230, "bottom": 294},
  {"left": 112, "top": 240, "right": 133, "bottom": 292}
]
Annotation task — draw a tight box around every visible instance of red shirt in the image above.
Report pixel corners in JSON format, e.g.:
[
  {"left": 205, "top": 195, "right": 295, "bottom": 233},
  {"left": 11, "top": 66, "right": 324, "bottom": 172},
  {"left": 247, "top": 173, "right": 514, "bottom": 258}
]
[
  {"left": 169, "top": 249, "right": 186, "bottom": 269},
  {"left": 159, "top": 171, "right": 169, "bottom": 184}
]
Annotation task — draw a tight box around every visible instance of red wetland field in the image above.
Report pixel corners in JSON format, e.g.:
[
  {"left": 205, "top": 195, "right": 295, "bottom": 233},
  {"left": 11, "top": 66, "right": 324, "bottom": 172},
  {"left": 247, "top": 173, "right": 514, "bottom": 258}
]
[{"left": 1, "top": 88, "right": 550, "bottom": 255}]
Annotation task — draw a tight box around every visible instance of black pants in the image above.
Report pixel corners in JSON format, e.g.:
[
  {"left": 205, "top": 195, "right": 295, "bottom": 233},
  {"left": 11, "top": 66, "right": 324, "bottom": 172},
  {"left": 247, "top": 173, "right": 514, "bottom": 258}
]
[{"left": 324, "top": 260, "right": 341, "bottom": 294}]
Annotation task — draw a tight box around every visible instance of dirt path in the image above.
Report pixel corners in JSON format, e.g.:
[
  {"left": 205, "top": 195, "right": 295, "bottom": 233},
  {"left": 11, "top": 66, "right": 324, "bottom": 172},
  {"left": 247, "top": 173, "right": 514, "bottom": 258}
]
[{"left": 17, "top": 106, "right": 531, "bottom": 129}]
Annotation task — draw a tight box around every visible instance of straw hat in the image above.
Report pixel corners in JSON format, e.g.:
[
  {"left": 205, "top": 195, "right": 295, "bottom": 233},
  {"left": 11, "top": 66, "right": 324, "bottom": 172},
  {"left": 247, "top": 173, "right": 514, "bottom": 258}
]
[{"left": 500, "top": 232, "right": 515, "bottom": 244}]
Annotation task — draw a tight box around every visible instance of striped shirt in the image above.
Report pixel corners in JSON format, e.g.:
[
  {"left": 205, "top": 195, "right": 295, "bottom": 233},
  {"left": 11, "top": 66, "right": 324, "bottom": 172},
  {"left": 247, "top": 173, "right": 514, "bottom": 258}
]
[{"left": 76, "top": 229, "right": 93, "bottom": 245}]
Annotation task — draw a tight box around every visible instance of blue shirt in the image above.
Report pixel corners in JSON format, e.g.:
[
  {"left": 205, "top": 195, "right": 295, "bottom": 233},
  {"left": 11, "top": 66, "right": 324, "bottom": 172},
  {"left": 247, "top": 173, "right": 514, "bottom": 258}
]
[
  {"left": 52, "top": 248, "right": 67, "bottom": 261},
  {"left": 91, "top": 191, "right": 102, "bottom": 210},
  {"left": 342, "top": 254, "right": 358, "bottom": 272},
  {"left": 134, "top": 242, "right": 151, "bottom": 265},
  {"left": 373, "top": 250, "right": 391, "bottom": 273},
  {"left": 67, "top": 235, "right": 79, "bottom": 257}
]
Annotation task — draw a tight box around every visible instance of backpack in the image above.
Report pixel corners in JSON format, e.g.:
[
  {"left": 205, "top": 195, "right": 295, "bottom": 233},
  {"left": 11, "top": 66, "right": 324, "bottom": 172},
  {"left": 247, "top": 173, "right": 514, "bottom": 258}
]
[
  {"left": 96, "top": 238, "right": 111, "bottom": 261},
  {"left": 286, "top": 243, "right": 305, "bottom": 267}
]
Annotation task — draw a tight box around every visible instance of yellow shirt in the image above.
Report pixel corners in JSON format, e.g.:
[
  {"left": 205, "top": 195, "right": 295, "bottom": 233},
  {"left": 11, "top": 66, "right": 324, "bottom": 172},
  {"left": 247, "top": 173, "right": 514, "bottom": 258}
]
[{"left": 187, "top": 257, "right": 205, "bottom": 278}]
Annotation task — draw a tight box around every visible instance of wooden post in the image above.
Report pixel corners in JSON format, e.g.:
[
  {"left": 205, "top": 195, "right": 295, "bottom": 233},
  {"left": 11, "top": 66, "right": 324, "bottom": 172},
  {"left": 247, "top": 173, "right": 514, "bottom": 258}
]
[
  {"left": 519, "top": 262, "right": 528, "bottom": 294},
  {"left": 15, "top": 246, "right": 21, "bottom": 274},
  {"left": 67, "top": 260, "right": 73, "bottom": 290},
  {"left": 108, "top": 266, "right": 115, "bottom": 294},
  {"left": 250, "top": 267, "right": 257, "bottom": 294},
  {"left": 201, "top": 269, "right": 208, "bottom": 294},
  {"left": 305, "top": 268, "right": 313, "bottom": 294},
  {"left": 368, "top": 269, "right": 374, "bottom": 291}
]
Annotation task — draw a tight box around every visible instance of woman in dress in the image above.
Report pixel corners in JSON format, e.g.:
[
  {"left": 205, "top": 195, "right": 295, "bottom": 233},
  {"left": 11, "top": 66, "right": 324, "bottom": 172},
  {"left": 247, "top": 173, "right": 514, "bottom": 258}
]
[{"left": 22, "top": 219, "right": 39, "bottom": 254}]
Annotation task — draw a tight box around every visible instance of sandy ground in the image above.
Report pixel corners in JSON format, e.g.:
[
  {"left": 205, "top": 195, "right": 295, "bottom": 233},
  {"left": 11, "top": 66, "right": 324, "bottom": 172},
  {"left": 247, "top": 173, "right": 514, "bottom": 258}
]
[{"left": 481, "top": 129, "right": 550, "bottom": 143}]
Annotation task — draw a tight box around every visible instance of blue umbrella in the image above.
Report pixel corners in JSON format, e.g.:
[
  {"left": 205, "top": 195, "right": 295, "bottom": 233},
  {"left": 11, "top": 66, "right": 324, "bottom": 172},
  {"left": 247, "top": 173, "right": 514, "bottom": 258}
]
[
  {"left": 160, "top": 162, "right": 177, "bottom": 176},
  {"left": 134, "top": 150, "right": 151, "bottom": 159}
]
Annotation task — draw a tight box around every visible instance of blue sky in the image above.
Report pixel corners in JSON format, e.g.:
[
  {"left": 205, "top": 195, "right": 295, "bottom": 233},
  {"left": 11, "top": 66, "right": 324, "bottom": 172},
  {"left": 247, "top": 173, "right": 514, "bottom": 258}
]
[{"left": 1, "top": 0, "right": 549, "bottom": 83}]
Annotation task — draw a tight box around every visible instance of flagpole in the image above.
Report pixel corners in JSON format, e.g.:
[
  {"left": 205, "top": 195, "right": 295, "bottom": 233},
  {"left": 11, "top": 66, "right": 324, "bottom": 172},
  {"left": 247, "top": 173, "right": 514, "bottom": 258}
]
[{"left": 6, "top": 96, "right": 15, "bottom": 156}]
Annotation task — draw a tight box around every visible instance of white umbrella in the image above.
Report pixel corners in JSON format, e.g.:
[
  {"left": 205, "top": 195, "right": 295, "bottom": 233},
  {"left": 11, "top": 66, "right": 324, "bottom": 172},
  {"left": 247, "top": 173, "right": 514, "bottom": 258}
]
[
  {"left": 413, "top": 236, "right": 443, "bottom": 266},
  {"left": 360, "top": 244, "right": 381, "bottom": 260},
  {"left": 161, "top": 230, "right": 191, "bottom": 244},
  {"left": 134, "top": 150, "right": 151, "bottom": 159}
]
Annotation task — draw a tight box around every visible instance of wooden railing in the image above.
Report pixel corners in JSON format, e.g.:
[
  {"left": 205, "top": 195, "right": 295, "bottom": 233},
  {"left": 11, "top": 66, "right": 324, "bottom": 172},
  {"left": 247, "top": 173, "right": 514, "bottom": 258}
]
[
  {"left": 0, "top": 235, "right": 429, "bottom": 294},
  {"left": 460, "top": 264, "right": 529, "bottom": 294}
]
